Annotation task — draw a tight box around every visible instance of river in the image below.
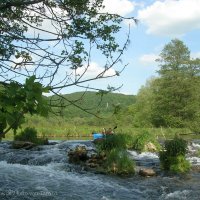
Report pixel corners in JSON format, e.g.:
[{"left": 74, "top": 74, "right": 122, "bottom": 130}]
[{"left": 0, "top": 140, "right": 199, "bottom": 200}]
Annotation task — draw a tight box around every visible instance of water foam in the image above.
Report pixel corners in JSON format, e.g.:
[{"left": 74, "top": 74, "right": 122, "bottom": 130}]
[{"left": 164, "top": 190, "right": 191, "bottom": 199}]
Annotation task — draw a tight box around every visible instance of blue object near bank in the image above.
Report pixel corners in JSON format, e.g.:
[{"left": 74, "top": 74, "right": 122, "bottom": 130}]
[{"left": 93, "top": 133, "right": 104, "bottom": 140}]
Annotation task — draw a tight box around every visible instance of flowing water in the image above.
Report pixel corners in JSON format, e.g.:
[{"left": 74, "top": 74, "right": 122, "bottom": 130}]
[{"left": 0, "top": 140, "right": 200, "bottom": 200}]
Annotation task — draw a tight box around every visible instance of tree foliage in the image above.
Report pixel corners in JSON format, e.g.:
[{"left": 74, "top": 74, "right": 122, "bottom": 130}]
[
  {"left": 0, "top": 0, "right": 135, "bottom": 90},
  {"left": 0, "top": 76, "right": 49, "bottom": 135},
  {"left": 130, "top": 78, "right": 155, "bottom": 127},
  {"left": 0, "top": 0, "right": 136, "bottom": 136},
  {"left": 153, "top": 39, "right": 200, "bottom": 128},
  {"left": 131, "top": 39, "right": 200, "bottom": 131}
]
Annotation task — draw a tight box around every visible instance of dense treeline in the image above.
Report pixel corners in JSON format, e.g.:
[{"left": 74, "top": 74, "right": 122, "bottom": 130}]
[{"left": 130, "top": 39, "right": 200, "bottom": 132}]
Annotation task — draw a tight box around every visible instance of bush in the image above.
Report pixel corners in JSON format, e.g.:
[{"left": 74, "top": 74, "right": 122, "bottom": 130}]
[
  {"left": 14, "top": 127, "right": 38, "bottom": 143},
  {"left": 94, "top": 134, "right": 136, "bottom": 176},
  {"left": 169, "top": 156, "right": 191, "bottom": 173},
  {"left": 14, "top": 127, "right": 48, "bottom": 145},
  {"left": 96, "top": 134, "right": 130, "bottom": 152},
  {"left": 132, "top": 130, "right": 160, "bottom": 152},
  {"left": 105, "top": 148, "right": 135, "bottom": 175},
  {"left": 164, "top": 136, "right": 187, "bottom": 156},
  {"left": 159, "top": 136, "right": 190, "bottom": 173}
]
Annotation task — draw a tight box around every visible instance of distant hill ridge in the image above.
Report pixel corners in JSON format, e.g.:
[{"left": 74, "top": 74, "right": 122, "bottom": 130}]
[{"left": 49, "top": 91, "right": 136, "bottom": 118}]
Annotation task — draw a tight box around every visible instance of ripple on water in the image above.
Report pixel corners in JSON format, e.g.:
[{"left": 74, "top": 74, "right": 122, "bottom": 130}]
[
  {"left": 187, "top": 156, "right": 200, "bottom": 165},
  {"left": 161, "top": 190, "right": 192, "bottom": 200}
]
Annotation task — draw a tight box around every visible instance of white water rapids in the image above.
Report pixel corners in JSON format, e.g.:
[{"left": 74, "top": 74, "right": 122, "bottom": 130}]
[{"left": 0, "top": 140, "right": 199, "bottom": 200}]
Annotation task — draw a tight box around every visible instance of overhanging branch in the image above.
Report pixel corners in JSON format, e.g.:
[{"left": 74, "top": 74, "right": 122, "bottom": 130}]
[{"left": 0, "top": 0, "right": 44, "bottom": 9}]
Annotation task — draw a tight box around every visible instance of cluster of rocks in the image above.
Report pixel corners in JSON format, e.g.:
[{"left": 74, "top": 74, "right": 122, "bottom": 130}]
[
  {"left": 12, "top": 141, "right": 36, "bottom": 150},
  {"left": 68, "top": 145, "right": 106, "bottom": 170},
  {"left": 12, "top": 139, "right": 50, "bottom": 150}
]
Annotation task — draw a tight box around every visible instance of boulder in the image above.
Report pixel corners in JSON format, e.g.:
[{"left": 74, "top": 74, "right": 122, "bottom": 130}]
[
  {"left": 139, "top": 168, "right": 156, "bottom": 177},
  {"left": 12, "top": 141, "right": 36, "bottom": 150},
  {"left": 144, "top": 142, "right": 157, "bottom": 152},
  {"left": 68, "top": 146, "right": 88, "bottom": 163},
  {"left": 48, "top": 141, "right": 58, "bottom": 145}
]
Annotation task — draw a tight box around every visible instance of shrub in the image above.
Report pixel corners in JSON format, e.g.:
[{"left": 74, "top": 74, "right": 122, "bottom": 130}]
[
  {"left": 14, "top": 127, "right": 38, "bottom": 143},
  {"left": 94, "top": 134, "right": 136, "bottom": 176},
  {"left": 14, "top": 127, "right": 48, "bottom": 145},
  {"left": 169, "top": 156, "right": 191, "bottom": 173},
  {"left": 105, "top": 148, "right": 135, "bottom": 175},
  {"left": 159, "top": 136, "right": 190, "bottom": 173},
  {"left": 132, "top": 130, "right": 160, "bottom": 152},
  {"left": 164, "top": 136, "right": 187, "bottom": 157},
  {"left": 96, "top": 134, "right": 130, "bottom": 152}
]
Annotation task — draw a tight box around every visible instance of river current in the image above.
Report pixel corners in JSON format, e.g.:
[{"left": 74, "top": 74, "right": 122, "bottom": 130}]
[{"left": 0, "top": 140, "right": 200, "bottom": 200}]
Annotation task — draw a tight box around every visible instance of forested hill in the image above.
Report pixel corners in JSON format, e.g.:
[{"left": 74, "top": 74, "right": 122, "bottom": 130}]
[{"left": 49, "top": 91, "right": 136, "bottom": 118}]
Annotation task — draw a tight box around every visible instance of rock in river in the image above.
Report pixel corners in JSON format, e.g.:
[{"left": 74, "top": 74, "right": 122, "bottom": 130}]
[
  {"left": 139, "top": 168, "right": 156, "bottom": 177},
  {"left": 12, "top": 141, "right": 36, "bottom": 150}
]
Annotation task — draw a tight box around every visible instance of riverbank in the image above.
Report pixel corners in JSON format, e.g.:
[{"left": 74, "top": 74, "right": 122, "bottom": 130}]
[{"left": 3, "top": 127, "right": 200, "bottom": 141}]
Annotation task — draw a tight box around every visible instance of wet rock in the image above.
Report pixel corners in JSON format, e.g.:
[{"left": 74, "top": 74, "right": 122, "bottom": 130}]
[
  {"left": 86, "top": 153, "right": 106, "bottom": 168},
  {"left": 12, "top": 141, "right": 36, "bottom": 150},
  {"left": 86, "top": 162, "right": 99, "bottom": 168},
  {"left": 68, "top": 146, "right": 88, "bottom": 163},
  {"left": 191, "top": 165, "right": 200, "bottom": 172},
  {"left": 139, "top": 168, "right": 156, "bottom": 177},
  {"left": 144, "top": 142, "right": 157, "bottom": 152},
  {"left": 48, "top": 142, "right": 58, "bottom": 145},
  {"left": 68, "top": 145, "right": 107, "bottom": 172}
]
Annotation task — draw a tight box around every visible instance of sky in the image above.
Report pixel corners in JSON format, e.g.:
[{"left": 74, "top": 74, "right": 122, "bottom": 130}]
[
  {"left": 5, "top": 0, "right": 200, "bottom": 96},
  {"left": 91, "top": 0, "right": 200, "bottom": 95}
]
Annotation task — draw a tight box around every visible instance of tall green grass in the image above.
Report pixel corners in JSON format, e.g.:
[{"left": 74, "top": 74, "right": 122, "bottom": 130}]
[
  {"left": 105, "top": 148, "right": 135, "bottom": 175},
  {"left": 94, "top": 134, "right": 135, "bottom": 176},
  {"left": 2, "top": 114, "right": 199, "bottom": 141},
  {"left": 131, "top": 130, "right": 161, "bottom": 152},
  {"left": 14, "top": 127, "right": 48, "bottom": 145}
]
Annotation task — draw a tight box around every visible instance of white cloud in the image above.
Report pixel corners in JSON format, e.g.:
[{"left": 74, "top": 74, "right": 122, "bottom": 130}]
[
  {"left": 139, "top": 53, "right": 159, "bottom": 65},
  {"left": 75, "top": 62, "right": 116, "bottom": 79},
  {"left": 11, "top": 55, "right": 35, "bottom": 69},
  {"left": 124, "top": 18, "right": 137, "bottom": 27},
  {"left": 138, "top": 0, "right": 200, "bottom": 36},
  {"left": 103, "top": 0, "right": 135, "bottom": 16},
  {"left": 26, "top": 4, "right": 69, "bottom": 39},
  {"left": 191, "top": 52, "right": 200, "bottom": 59}
]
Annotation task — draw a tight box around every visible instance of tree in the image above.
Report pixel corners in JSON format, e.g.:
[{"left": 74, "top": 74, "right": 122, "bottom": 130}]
[
  {"left": 0, "top": 75, "right": 49, "bottom": 137},
  {"left": 157, "top": 39, "right": 190, "bottom": 75},
  {"left": 130, "top": 78, "right": 156, "bottom": 127},
  {"left": 152, "top": 39, "right": 200, "bottom": 128},
  {"left": 0, "top": 0, "right": 136, "bottom": 136},
  {"left": 131, "top": 39, "right": 200, "bottom": 130}
]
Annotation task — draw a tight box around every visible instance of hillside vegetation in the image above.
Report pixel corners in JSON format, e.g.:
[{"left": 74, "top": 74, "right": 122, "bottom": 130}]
[{"left": 49, "top": 91, "right": 136, "bottom": 119}]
